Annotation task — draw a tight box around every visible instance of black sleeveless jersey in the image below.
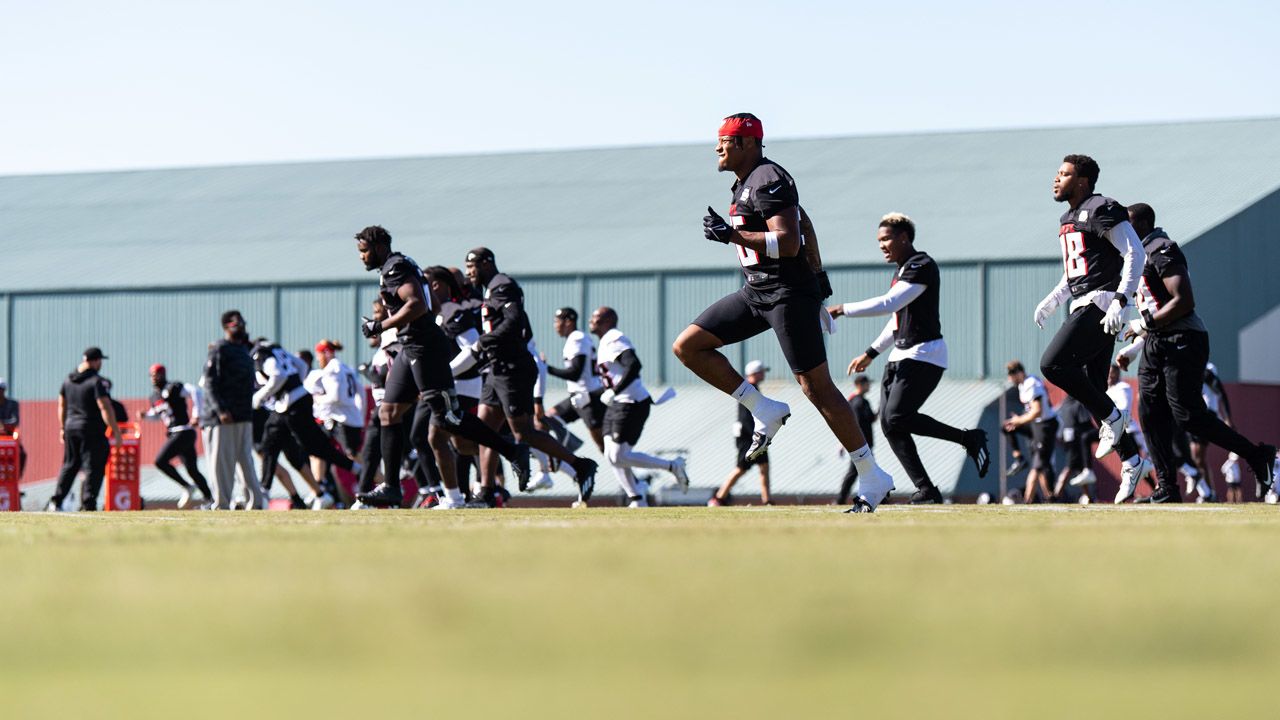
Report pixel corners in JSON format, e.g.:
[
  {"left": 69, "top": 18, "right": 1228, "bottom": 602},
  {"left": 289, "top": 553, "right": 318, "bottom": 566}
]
[
  {"left": 892, "top": 251, "right": 943, "bottom": 349},
  {"left": 1058, "top": 194, "right": 1128, "bottom": 298},
  {"left": 378, "top": 252, "right": 441, "bottom": 348},
  {"left": 727, "top": 158, "right": 818, "bottom": 302},
  {"left": 1135, "top": 229, "right": 1205, "bottom": 334},
  {"left": 148, "top": 381, "right": 191, "bottom": 430}
]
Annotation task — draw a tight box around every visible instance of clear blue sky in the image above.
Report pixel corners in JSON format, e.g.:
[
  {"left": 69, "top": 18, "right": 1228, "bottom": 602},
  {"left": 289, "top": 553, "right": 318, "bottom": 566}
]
[{"left": 3, "top": 0, "right": 1277, "bottom": 176}]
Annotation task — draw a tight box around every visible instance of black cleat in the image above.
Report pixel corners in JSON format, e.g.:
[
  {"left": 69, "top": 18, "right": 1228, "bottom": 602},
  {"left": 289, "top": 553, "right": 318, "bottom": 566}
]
[
  {"left": 844, "top": 497, "right": 875, "bottom": 513},
  {"left": 1006, "top": 456, "right": 1028, "bottom": 477},
  {"left": 356, "top": 482, "right": 402, "bottom": 509},
  {"left": 573, "top": 458, "right": 598, "bottom": 501},
  {"left": 414, "top": 488, "right": 440, "bottom": 509},
  {"left": 909, "top": 485, "right": 944, "bottom": 505},
  {"left": 1148, "top": 484, "right": 1183, "bottom": 504},
  {"left": 1249, "top": 443, "right": 1277, "bottom": 491},
  {"left": 965, "top": 429, "right": 991, "bottom": 478},
  {"left": 289, "top": 495, "right": 308, "bottom": 510},
  {"left": 509, "top": 444, "right": 532, "bottom": 492}
]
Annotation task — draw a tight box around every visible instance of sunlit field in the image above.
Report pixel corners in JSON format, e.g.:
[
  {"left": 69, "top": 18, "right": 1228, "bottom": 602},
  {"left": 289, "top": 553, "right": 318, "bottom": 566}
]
[{"left": 3, "top": 505, "right": 1277, "bottom": 720}]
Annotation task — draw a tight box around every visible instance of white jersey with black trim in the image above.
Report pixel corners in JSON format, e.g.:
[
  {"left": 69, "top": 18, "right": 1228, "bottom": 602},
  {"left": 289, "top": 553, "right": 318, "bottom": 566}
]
[
  {"left": 1018, "top": 376, "right": 1057, "bottom": 422},
  {"left": 528, "top": 339, "right": 547, "bottom": 400},
  {"left": 308, "top": 358, "right": 364, "bottom": 428},
  {"left": 561, "top": 330, "right": 603, "bottom": 394},
  {"left": 596, "top": 328, "right": 650, "bottom": 403}
]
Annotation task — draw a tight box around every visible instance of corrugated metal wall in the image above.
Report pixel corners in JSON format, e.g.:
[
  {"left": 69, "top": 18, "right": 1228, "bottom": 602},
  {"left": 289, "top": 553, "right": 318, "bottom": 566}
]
[{"left": 2, "top": 262, "right": 1065, "bottom": 400}]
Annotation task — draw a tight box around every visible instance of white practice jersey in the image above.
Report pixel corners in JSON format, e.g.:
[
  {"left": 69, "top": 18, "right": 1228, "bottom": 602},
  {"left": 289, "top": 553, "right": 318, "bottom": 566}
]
[
  {"left": 308, "top": 358, "right": 364, "bottom": 428},
  {"left": 1106, "top": 382, "right": 1140, "bottom": 433},
  {"left": 370, "top": 348, "right": 391, "bottom": 408},
  {"left": 1018, "top": 376, "right": 1057, "bottom": 422},
  {"left": 561, "top": 330, "right": 603, "bottom": 394},
  {"left": 438, "top": 313, "right": 482, "bottom": 400},
  {"left": 596, "top": 328, "right": 650, "bottom": 403}
]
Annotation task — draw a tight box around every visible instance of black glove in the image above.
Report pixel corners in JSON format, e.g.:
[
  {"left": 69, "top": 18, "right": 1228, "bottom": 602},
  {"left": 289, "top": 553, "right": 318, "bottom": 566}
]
[
  {"left": 703, "top": 206, "right": 733, "bottom": 244},
  {"left": 360, "top": 316, "right": 383, "bottom": 339},
  {"left": 816, "top": 270, "right": 833, "bottom": 299}
]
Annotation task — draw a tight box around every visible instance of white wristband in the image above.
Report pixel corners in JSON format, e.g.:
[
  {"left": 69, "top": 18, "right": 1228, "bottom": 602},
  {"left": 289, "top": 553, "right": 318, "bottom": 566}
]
[
  {"left": 842, "top": 303, "right": 857, "bottom": 316},
  {"left": 764, "top": 231, "right": 779, "bottom": 259}
]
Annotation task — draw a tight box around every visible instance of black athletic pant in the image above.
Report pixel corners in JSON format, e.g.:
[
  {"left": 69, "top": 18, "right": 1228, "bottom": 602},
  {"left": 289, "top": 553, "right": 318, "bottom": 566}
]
[
  {"left": 1041, "top": 304, "right": 1140, "bottom": 459},
  {"left": 1139, "top": 330, "right": 1259, "bottom": 486},
  {"left": 410, "top": 397, "right": 445, "bottom": 489},
  {"left": 53, "top": 429, "right": 109, "bottom": 510},
  {"left": 880, "top": 359, "right": 966, "bottom": 489},
  {"left": 358, "top": 416, "right": 382, "bottom": 494},
  {"left": 285, "top": 396, "right": 354, "bottom": 471},
  {"left": 155, "top": 429, "right": 211, "bottom": 498}
]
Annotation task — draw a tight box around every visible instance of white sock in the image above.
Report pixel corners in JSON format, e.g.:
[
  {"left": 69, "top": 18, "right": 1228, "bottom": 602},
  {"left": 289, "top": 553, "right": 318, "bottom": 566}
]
[
  {"left": 531, "top": 448, "right": 551, "bottom": 473},
  {"left": 559, "top": 463, "right": 577, "bottom": 479},
  {"left": 849, "top": 444, "right": 875, "bottom": 476},
  {"left": 445, "top": 487, "right": 464, "bottom": 503},
  {"left": 732, "top": 380, "right": 763, "bottom": 411},
  {"left": 612, "top": 465, "right": 640, "bottom": 498}
]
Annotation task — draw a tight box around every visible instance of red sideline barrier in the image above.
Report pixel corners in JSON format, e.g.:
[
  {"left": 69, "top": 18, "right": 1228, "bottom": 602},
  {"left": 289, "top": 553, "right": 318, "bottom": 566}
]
[
  {"left": 0, "top": 434, "right": 21, "bottom": 511},
  {"left": 104, "top": 423, "right": 141, "bottom": 511}
]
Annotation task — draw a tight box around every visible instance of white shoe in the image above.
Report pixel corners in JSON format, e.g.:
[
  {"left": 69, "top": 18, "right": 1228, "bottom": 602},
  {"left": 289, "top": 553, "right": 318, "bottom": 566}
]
[
  {"left": 431, "top": 494, "right": 466, "bottom": 510},
  {"left": 1113, "top": 457, "right": 1151, "bottom": 503},
  {"left": 854, "top": 465, "right": 895, "bottom": 512},
  {"left": 1068, "top": 468, "right": 1096, "bottom": 487},
  {"left": 571, "top": 500, "right": 589, "bottom": 509},
  {"left": 526, "top": 473, "right": 554, "bottom": 492},
  {"left": 670, "top": 457, "right": 689, "bottom": 491},
  {"left": 1266, "top": 489, "right": 1279, "bottom": 505},
  {"left": 628, "top": 496, "right": 649, "bottom": 508},
  {"left": 349, "top": 499, "right": 368, "bottom": 510},
  {"left": 1095, "top": 411, "right": 1127, "bottom": 459},
  {"left": 1078, "top": 493, "right": 1091, "bottom": 505},
  {"left": 177, "top": 486, "right": 194, "bottom": 509},
  {"left": 745, "top": 399, "right": 791, "bottom": 462}
]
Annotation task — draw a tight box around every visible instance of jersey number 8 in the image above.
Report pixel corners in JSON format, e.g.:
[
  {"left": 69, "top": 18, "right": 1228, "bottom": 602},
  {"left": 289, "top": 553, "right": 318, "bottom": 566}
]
[{"left": 1059, "top": 231, "right": 1089, "bottom": 278}]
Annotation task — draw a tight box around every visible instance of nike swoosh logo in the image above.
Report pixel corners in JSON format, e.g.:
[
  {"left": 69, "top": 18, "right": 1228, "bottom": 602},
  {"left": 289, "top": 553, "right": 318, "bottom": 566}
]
[
  {"left": 410, "top": 359, "right": 418, "bottom": 365},
  {"left": 767, "top": 185, "right": 783, "bottom": 194},
  {"left": 1175, "top": 345, "right": 1187, "bottom": 350}
]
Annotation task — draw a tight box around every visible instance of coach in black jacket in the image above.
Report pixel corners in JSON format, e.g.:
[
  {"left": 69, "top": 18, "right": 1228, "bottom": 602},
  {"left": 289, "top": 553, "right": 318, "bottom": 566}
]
[{"left": 200, "top": 310, "right": 265, "bottom": 509}]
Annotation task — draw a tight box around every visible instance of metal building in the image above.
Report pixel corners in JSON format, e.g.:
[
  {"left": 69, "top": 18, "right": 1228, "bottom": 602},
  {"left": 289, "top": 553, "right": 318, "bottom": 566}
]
[{"left": 3, "top": 117, "right": 1278, "bottom": 503}]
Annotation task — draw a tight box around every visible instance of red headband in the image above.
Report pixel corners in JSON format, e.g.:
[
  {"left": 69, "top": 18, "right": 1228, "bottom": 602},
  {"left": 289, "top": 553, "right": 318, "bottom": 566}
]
[{"left": 718, "top": 116, "right": 763, "bottom": 139}]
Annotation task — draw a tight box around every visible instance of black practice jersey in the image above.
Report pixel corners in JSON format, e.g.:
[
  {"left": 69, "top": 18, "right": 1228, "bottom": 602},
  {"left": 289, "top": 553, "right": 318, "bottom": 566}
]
[
  {"left": 378, "top": 252, "right": 438, "bottom": 347},
  {"left": 477, "top": 273, "right": 534, "bottom": 362},
  {"left": 1058, "top": 194, "right": 1128, "bottom": 298},
  {"left": 1135, "top": 229, "right": 1206, "bottom": 335},
  {"left": 148, "top": 381, "right": 192, "bottom": 430},
  {"left": 892, "top": 251, "right": 943, "bottom": 349},
  {"left": 727, "top": 158, "right": 817, "bottom": 302}
]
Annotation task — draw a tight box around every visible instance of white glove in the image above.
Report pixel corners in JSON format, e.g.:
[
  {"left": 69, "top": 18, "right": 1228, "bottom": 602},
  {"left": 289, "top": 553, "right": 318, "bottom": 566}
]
[
  {"left": 1127, "top": 317, "right": 1148, "bottom": 337},
  {"left": 1033, "top": 297, "right": 1056, "bottom": 329},
  {"left": 601, "top": 388, "right": 616, "bottom": 405},
  {"left": 1100, "top": 297, "right": 1127, "bottom": 335},
  {"left": 819, "top": 306, "right": 837, "bottom": 335}
]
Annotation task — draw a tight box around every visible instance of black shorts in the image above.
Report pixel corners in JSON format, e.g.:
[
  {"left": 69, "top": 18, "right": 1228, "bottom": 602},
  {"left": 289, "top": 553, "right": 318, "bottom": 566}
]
[
  {"left": 384, "top": 343, "right": 454, "bottom": 405},
  {"left": 603, "top": 399, "right": 651, "bottom": 446},
  {"left": 459, "top": 395, "right": 479, "bottom": 416},
  {"left": 692, "top": 286, "right": 826, "bottom": 374},
  {"left": 1030, "top": 418, "right": 1058, "bottom": 471},
  {"left": 552, "top": 389, "right": 607, "bottom": 430},
  {"left": 262, "top": 411, "right": 307, "bottom": 470},
  {"left": 480, "top": 356, "right": 537, "bottom": 418},
  {"left": 735, "top": 439, "right": 768, "bottom": 469},
  {"left": 328, "top": 423, "right": 364, "bottom": 457}
]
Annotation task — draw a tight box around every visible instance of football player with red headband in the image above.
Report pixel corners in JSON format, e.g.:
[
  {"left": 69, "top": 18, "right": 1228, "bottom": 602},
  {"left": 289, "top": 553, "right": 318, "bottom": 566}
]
[{"left": 672, "top": 113, "right": 896, "bottom": 513}]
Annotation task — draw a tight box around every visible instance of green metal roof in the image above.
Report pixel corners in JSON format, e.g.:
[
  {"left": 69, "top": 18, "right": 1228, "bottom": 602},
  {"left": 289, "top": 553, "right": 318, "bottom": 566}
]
[{"left": 3, "top": 117, "right": 1279, "bottom": 292}]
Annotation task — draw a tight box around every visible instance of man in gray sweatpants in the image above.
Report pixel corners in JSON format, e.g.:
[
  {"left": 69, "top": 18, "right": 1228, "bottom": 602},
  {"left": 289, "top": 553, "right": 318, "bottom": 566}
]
[{"left": 200, "top": 310, "right": 265, "bottom": 509}]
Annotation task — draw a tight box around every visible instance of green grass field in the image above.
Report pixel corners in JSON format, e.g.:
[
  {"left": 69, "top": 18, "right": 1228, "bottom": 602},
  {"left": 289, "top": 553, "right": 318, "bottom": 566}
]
[{"left": 3, "top": 505, "right": 1278, "bottom": 719}]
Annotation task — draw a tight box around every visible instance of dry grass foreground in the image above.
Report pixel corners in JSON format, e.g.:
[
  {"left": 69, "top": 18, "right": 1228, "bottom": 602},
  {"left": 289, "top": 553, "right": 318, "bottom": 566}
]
[{"left": 2, "top": 505, "right": 1277, "bottom": 720}]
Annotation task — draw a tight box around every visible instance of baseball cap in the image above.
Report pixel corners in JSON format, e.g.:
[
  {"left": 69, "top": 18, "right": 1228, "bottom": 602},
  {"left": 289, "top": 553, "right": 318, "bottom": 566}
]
[
  {"left": 0, "top": 377, "right": 7, "bottom": 389},
  {"left": 465, "top": 247, "right": 495, "bottom": 264},
  {"left": 554, "top": 307, "right": 578, "bottom": 322},
  {"left": 744, "top": 360, "right": 768, "bottom": 376},
  {"left": 84, "top": 347, "right": 108, "bottom": 361},
  {"left": 149, "top": 363, "right": 166, "bottom": 375}
]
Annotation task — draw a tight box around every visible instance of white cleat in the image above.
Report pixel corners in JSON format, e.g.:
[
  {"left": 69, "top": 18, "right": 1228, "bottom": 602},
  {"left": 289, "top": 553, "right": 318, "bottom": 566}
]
[
  {"left": 1113, "top": 457, "right": 1151, "bottom": 503},
  {"left": 745, "top": 399, "right": 791, "bottom": 462},
  {"left": 1095, "top": 411, "right": 1128, "bottom": 459},
  {"left": 1068, "top": 468, "right": 1097, "bottom": 487},
  {"left": 310, "top": 493, "right": 335, "bottom": 510},
  {"left": 349, "top": 499, "right": 369, "bottom": 510},
  {"left": 176, "top": 486, "right": 194, "bottom": 510},
  {"left": 1265, "top": 489, "right": 1279, "bottom": 505},
  {"left": 670, "top": 457, "right": 690, "bottom": 491},
  {"left": 431, "top": 495, "right": 467, "bottom": 510},
  {"left": 627, "top": 496, "right": 649, "bottom": 508},
  {"left": 1195, "top": 478, "right": 1214, "bottom": 502},
  {"left": 847, "top": 465, "right": 895, "bottom": 513},
  {"left": 526, "top": 473, "right": 554, "bottom": 492}
]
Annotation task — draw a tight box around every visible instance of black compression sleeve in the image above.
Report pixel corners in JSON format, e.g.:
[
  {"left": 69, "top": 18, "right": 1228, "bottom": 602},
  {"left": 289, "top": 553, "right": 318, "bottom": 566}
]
[
  {"left": 546, "top": 354, "right": 586, "bottom": 381},
  {"left": 612, "top": 350, "right": 642, "bottom": 393}
]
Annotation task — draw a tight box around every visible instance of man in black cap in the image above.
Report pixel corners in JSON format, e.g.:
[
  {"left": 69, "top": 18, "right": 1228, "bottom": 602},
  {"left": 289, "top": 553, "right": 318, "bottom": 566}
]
[{"left": 48, "top": 347, "right": 122, "bottom": 511}]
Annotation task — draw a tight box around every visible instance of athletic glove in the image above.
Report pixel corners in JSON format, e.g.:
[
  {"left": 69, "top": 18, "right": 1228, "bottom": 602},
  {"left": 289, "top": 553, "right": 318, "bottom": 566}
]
[
  {"left": 360, "top": 316, "right": 383, "bottom": 339},
  {"left": 1100, "top": 297, "right": 1127, "bottom": 335},
  {"left": 601, "top": 388, "right": 616, "bottom": 405},
  {"left": 703, "top": 207, "right": 733, "bottom": 244},
  {"left": 815, "top": 270, "right": 833, "bottom": 299},
  {"left": 1032, "top": 298, "right": 1055, "bottom": 329},
  {"left": 1127, "top": 317, "right": 1148, "bottom": 338}
]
